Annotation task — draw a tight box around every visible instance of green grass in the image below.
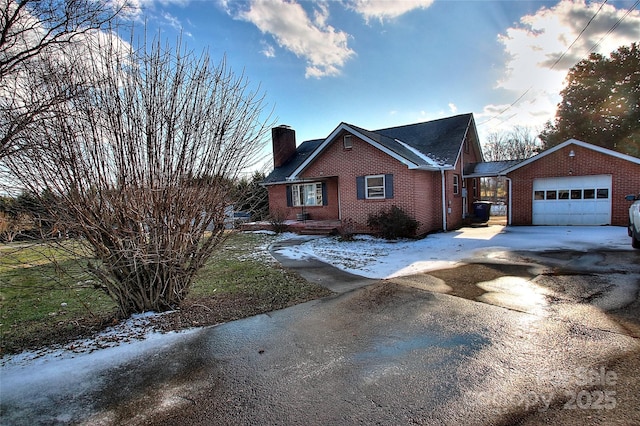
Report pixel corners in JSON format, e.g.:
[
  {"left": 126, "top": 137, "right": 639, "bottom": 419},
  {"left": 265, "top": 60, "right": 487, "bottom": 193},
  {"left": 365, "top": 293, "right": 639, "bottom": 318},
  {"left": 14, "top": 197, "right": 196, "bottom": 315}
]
[{"left": 0, "top": 232, "right": 330, "bottom": 354}]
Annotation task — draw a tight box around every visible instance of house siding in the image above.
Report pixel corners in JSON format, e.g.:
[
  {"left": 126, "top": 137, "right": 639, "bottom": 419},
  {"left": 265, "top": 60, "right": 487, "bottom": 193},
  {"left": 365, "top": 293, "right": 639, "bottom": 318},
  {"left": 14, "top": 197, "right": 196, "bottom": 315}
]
[
  {"left": 267, "top": 177, "right": 339, "bottom": 221},
  {"left": 303, "top": 134, "right": 430, "bottom": 232},
  {"left": 265, "top": 117, "right": 485, "bottom": 235},
  {"left": 507, "top": 144, "right": 640, "bottom": 226}
]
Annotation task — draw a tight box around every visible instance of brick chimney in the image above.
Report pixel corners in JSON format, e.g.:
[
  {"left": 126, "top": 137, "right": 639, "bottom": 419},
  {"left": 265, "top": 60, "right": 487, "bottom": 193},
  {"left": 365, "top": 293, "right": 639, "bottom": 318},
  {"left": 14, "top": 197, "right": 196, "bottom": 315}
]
[{"left": 272, "top": 125, "right": 297, "bottom": 168}]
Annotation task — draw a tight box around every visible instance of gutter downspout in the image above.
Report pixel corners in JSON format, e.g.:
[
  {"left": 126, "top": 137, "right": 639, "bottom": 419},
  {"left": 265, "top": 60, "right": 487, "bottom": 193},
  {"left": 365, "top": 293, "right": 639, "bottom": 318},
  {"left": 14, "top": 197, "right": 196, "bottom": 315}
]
[
  {"left": 506, "top": 177, "right": 512, "bottom": 226},
  {"left": 441, "top": 169, "right": 447, "bottom": 231}
]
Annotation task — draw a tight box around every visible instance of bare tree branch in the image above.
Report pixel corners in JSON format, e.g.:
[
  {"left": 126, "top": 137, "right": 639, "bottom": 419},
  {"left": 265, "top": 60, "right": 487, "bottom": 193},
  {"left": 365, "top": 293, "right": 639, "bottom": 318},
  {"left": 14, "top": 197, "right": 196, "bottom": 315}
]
[
  {"left": 0, "top": 0, "right": 129, "bottom": 159},
  {"left": 5, "top": 35, "right": 274, "bottom": 315}
]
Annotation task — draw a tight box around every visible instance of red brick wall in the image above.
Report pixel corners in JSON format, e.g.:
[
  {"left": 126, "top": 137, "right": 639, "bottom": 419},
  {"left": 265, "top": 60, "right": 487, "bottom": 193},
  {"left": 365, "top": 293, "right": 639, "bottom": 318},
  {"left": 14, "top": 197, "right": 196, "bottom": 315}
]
[
  {"left": 267, "top": 129, "right": 484, "bottom": 234},
  {"left": 507, "top": 144, "right": 640, "bottom": 226},
  {"left": 266, "top": 177, "right": 339, "bottom": 221},
  {"left": 305, "top": 134, "right": 434, "bottom": 233}
]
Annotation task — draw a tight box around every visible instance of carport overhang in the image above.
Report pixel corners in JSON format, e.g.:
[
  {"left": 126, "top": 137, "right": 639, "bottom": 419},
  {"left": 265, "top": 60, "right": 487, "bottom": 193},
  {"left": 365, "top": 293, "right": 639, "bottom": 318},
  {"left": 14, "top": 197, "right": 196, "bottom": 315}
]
[{"left": 463, "top": 160, "right": 523, "bottom": 226}]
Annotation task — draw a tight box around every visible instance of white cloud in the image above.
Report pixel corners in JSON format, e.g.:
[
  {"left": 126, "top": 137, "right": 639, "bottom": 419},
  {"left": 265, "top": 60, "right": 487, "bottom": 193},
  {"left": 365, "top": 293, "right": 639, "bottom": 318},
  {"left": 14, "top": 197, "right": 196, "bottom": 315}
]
[
  {"left": 482, "top": 0, "right": 640, "bottom": 133},
  {"left": 260, "top": 40, "right": 276, "bottom": 58},
  {"left": 236, "top": 0, "right": 354, "bottom": 78},
  {"left": 346, "top": 0, "right": 435, "bottom": 23},
  {"left": 448, "top": 103, "right": 457, "bottom": 114}
]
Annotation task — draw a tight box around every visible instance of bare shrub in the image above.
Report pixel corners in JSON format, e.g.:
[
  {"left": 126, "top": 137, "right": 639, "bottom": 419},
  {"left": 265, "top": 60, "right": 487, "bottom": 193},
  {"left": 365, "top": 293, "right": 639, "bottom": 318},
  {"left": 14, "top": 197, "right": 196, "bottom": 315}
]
[{"left": 4, "top": 36, "right": 273, "bottom": 315}]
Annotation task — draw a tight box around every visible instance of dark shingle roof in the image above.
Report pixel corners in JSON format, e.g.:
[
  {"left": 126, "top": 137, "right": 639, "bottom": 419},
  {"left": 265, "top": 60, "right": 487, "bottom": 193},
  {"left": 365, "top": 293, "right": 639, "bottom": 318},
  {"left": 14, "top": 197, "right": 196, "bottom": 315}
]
[
  {"left": 263, "top": 139, "right": 323, "bottom": 184},
  {"left": 263, "top": 114, "right": 475, "bottom": 183},
  {"left": 464, "top": 160, "right": 523, "bottom": 177},
  {"left": 373, "top": 113, "right": 473, "bottom": 167}
]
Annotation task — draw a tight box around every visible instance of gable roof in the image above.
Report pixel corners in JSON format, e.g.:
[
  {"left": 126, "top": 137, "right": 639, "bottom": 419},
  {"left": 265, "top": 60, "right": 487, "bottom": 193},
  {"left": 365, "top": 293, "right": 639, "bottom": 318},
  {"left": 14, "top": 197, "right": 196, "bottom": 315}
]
[
  {"left": 285, "top": 114, "right": 475, "bottom": 180},
  {"left": 500, "top": 139, "right": 640, "bottom": 174},
  {"left": 262, "top": 139, "right": 323, "bottom": 184}
]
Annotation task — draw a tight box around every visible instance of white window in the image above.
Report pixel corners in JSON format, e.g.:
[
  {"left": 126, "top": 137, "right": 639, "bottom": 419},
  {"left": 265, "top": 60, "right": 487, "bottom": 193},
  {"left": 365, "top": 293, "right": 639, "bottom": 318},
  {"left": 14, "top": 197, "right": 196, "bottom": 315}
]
[
  {"left": 343, "top": 134, "right": 353, "bottom": 149},
  {"left": 292, "top": 183, "right": 323, "bottom": 207},
  {"left": 453, "top": 175, "right": 460, "bottom": 195},
  {"left": 366, "top": 175, "right": 385, "bottom": 199}
]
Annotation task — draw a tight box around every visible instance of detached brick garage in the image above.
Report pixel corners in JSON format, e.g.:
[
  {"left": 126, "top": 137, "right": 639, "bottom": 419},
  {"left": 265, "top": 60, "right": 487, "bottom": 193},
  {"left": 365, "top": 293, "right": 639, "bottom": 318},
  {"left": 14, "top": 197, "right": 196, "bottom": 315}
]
[{"left": 502, "top": 139, "right": 640, "bottom": 227}]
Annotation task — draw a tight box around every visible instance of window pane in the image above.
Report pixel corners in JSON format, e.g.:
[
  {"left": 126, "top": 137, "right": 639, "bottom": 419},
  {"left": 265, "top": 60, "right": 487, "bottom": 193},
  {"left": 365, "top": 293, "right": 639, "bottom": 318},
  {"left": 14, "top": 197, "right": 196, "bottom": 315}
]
[
  {"left": 558, "top": 190, "right": 569, "bottom": 200},
  {"left": 534, "top": 191, "right": 545, "bottom": 200},
  {"left": 291, "top": 185, "right": 302, "bottom": 206},
  {"left": 546, "top": 190, "right": 557, "bottom": 200},
  {"left": 368, "top": 177, "right": 383, "bottom": 187},
  {"left": 584, "top": 189, "right": 595, "bottom": 199},
  {"left": 571, "top": 189, "right": 582, "bottom": 199},
  {"left": 304, "top": 185, "right": 316, "bottom": 205},
  {"left": 293, "top": 183, "right": 323, "bottom": 206},
  {"left": 315, "top": 183, "right": 323, "bottom": 205},
  {"left": 366, "top": 175, "right": 385, "bottom": 199},
  {"left": 368, "top": 187, "right": 384, "bottom": 198},
  {"left": 597, "top": 188, "right": 609, "bottom": 199}
]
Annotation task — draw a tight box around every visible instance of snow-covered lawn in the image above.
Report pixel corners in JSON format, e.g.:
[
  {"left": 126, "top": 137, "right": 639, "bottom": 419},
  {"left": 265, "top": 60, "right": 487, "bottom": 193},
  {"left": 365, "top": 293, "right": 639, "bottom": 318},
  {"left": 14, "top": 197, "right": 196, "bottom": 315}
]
[
  {"left": 0, "top": 225, "right": 631, "bottom": 371},
  {"left": 273, "top": 225, "right": 632, "bottom": 279}
]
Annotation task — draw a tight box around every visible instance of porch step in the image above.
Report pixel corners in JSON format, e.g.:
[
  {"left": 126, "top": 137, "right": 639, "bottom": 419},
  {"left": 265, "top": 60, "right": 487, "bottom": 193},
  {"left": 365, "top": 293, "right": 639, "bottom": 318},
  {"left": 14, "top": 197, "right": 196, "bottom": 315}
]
[
  {"left": 240, "top": 220, "right": 342, "bottom": 235},
  {"left": 289, "top": 220, "right": 342, "bottom": 235}
]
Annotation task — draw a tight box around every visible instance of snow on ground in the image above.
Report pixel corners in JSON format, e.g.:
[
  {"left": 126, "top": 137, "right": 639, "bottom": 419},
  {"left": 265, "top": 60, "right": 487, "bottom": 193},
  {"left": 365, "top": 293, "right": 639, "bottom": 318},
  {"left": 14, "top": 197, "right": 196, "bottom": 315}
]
[
  {"left": 272, "top": 225, "right": 632, "bottom": 279},
  {"left": 0, "top": 225, "right": 631, "bottom": 371},
  {"left": 0, "top": 312, "right": 198, "bottom": 368}
]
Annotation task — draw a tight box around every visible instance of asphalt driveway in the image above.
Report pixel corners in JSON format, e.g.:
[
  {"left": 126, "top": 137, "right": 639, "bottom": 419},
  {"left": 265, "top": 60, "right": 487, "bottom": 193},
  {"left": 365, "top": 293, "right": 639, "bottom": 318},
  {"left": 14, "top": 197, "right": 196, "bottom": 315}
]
[{"left": 1, "top": 230, "right": 639, "bottom": 425}]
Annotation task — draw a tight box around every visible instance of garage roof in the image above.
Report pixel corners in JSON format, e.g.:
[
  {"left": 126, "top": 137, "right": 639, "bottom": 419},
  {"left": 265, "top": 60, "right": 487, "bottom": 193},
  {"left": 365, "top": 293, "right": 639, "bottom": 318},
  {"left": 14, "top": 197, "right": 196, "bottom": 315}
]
[{"left": 500, "top": 139, "right": 640, "bottom": 174}]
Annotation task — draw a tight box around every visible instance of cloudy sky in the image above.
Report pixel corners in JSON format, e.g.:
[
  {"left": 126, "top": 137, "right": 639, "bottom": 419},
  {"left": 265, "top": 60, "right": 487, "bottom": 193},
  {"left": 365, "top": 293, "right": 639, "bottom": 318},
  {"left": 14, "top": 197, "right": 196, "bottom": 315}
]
[{"left": 126, "top": 0, "right": 640, "bottom": 168}]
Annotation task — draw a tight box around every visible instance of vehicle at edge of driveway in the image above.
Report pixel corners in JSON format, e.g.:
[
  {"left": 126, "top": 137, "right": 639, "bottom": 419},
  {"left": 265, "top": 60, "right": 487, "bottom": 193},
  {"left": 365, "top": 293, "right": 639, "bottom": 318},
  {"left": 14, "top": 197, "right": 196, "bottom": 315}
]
[{"left": 625, "top": 194, "right": 640, "bottom": 249}]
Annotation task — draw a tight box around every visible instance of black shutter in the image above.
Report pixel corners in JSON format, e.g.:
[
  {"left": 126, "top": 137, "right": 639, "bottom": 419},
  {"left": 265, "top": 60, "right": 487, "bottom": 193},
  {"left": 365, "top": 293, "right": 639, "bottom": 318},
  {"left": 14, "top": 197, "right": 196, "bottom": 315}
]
[
  {"left": 322, "top": 182, "right": 328, "bottom": 206},
  {"left": 356, "top": 176, "right": 365, "bottom": 200},
  {"left": 286, "top": 185, "right": 292, "bottom": 207},
  {"left": 385, "top": 174, "right": 394, "bottom": 199}
]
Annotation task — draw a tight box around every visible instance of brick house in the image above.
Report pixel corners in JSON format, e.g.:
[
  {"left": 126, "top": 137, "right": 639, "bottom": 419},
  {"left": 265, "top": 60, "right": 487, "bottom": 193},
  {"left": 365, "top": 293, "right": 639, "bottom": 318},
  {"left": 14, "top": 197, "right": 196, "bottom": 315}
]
[
  {"left": 500, "top": 139, "right": 640, "bottom": 226},
  {"left": 262, "top": 113, "right": 484, "bottom": 235}
]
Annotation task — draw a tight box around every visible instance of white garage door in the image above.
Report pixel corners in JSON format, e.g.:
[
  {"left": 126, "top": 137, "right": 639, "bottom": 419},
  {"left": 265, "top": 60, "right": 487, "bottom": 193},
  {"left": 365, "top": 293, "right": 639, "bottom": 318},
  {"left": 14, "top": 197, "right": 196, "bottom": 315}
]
[{"left": 532, "top": 175, "right": 612, "bottom": 225}]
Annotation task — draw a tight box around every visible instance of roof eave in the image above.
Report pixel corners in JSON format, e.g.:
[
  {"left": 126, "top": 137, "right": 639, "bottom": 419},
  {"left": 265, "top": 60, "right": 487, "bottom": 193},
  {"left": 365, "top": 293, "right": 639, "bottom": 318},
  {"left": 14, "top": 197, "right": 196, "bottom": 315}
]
[
  {"left": 501, "top": 139, "right": 640, "bottom": 174},
  {"left": 289, "top": 123, "right": 421, "bottom": 178}
]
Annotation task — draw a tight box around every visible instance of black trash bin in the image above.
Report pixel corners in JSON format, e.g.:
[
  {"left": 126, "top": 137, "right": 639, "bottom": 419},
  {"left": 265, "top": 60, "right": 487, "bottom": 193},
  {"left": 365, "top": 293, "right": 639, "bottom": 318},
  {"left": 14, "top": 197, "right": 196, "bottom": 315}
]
[{"left": 472, "top": 201, "right": 492, "bottom": 223}]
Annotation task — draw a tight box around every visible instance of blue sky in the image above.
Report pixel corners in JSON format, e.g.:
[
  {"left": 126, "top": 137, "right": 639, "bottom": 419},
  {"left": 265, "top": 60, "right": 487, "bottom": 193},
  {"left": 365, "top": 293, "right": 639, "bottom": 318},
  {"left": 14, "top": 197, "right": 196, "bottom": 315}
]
[{"left": 124, "top": 0, "right": 640, "bottom": 170}]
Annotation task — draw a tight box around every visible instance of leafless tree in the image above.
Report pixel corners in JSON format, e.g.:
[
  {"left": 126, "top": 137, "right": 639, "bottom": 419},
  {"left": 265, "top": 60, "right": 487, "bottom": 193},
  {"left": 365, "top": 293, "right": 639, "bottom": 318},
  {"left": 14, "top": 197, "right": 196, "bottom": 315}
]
[
  {"left": 481, "top": 126, "right": 542, "bottom": 202},
  {"left": 0, "top": 0, "right": 128, "bottom": 159},
  {"left": 482, "top": 125, "right": 542, "bottom": 162},
  {"left": 4, "top": 36, "right": 273, "bottom": 315}
]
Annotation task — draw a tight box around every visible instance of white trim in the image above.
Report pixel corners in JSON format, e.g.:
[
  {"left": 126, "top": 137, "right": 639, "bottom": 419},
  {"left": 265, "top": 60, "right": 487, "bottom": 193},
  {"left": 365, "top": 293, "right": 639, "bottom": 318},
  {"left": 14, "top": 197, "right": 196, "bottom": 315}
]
[
  {"left": 506, "top": 177, "right": 512, "bottom": 225},
  {"left": 290, "top": 124, "right": 420, "bottom": 178},
  {"left": 452, "top": 115, "right": 483, "bottom": 171},
  {"left": 365, "top": 174, "right": 386, "bottom": 199},
  {"left": 290, "top": 182, "right": 323, "bottom": 207},
  {"left": 501, "top": 139, "right": 640, "bottom": 174}
]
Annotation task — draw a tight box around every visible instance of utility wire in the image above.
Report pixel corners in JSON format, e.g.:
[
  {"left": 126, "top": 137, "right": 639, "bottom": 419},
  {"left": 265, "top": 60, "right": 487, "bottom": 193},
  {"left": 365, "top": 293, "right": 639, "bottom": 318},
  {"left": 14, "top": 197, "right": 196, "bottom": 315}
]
[
  {"left": 588, "top": 0, "right": 640, "bottom": 54},
  {"left": 478, "top": 0, "right": 610, "bottom": 127}
]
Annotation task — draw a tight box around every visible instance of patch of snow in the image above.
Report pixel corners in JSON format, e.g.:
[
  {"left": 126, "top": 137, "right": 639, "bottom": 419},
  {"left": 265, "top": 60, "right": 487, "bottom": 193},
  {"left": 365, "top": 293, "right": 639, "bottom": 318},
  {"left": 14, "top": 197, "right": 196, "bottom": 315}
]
[
  {"left": 394, "top": 138, "right": 440, "bottom": 167},
  {"left": 0, "top": 311, "right": 193, "bottom": 368},
  {"left": 250, "top": 230, "right": 276, "bottom": 235},
  {"left": 274, "top": 226, "right": 631, "bottom": 279}
]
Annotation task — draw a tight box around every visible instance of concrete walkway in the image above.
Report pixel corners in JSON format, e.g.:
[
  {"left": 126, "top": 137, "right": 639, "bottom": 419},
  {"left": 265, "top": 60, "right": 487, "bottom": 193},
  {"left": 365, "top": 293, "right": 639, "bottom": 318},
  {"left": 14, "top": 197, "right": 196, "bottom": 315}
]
[{"left": 269, "top": 237, "right": 377, "bottom": 294}]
